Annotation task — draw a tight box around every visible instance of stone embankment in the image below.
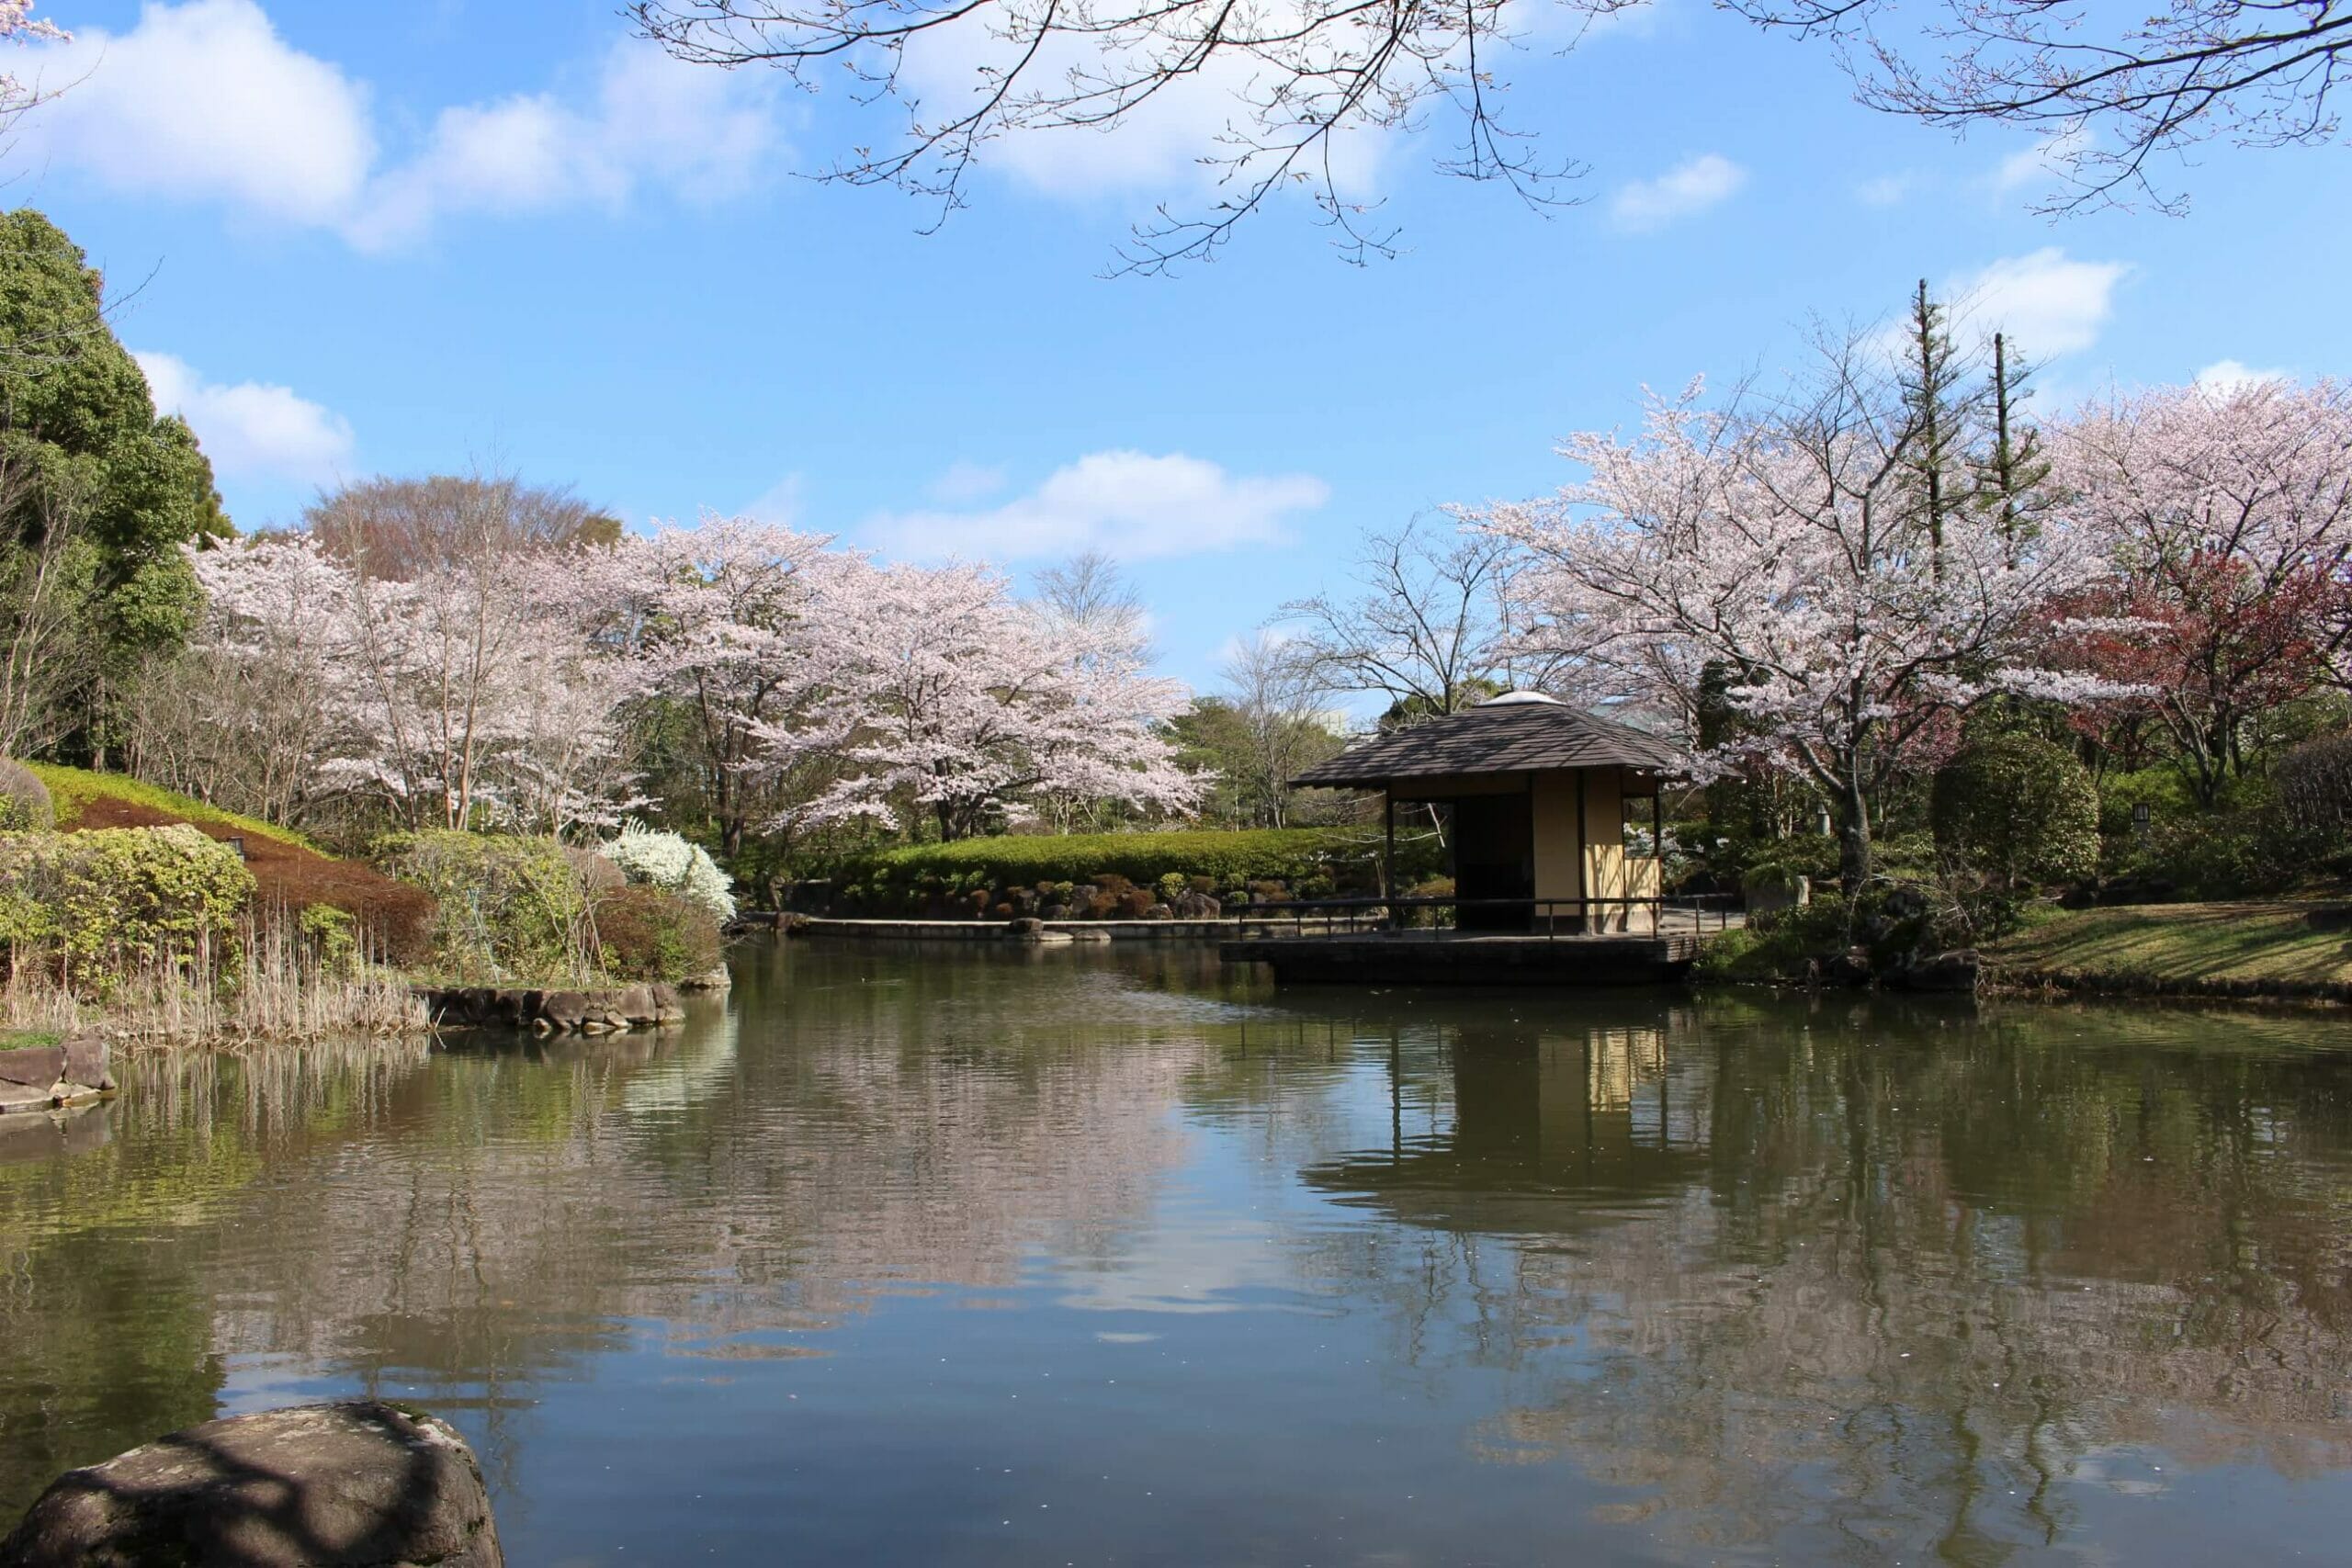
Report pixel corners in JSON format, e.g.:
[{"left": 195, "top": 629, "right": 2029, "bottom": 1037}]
[
  {"left": 0, "top": 1400, "right": 502, "bottom": 1567},
  {"left": 414, "top": 983, "right": 687, "bottom": 1033},
  {"left": 0, "top": 1035, "right": 112, "bottom": 1115}
]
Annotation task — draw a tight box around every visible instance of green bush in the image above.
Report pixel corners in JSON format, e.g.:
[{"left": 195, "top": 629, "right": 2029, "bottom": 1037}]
[
  {"left": 0, "top": 759, "right": 52, "bottom": 832},
  {"left": 1931, "top": 736, "right": 2098, "bottom": 887},
  {"left": 297, "top": 904, "right": 360, "bottom": 971},
  {"left": 0, "top": 825, "right": 254, "bottom": 983},
  {"left": 2095, "top": 767, "right": 2196, "bottom": 846},
  {"left": 593, "top": 885, "right": 724, "bottom": 984},
  {"left": 377, "top": 831, "right": 594, "bottom": 983}
]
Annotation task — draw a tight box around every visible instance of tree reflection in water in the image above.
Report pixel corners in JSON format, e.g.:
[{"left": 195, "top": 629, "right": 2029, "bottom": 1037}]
[
  {"left": 1290, "top": 992, "right": 2352, "bottom": 1561},
  {"left": 0, "top": 945, "right": 2347, "bottom": 1563}
]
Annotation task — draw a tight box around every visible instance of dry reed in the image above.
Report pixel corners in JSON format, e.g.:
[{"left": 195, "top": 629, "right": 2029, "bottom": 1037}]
[{"left": 1, "top": 914, "right": 429, "bottom": 1049}]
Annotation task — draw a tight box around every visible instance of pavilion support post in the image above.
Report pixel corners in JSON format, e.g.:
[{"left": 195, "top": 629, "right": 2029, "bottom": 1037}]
[
  {"left": 1576, "top": 771, "right": 1589, "bottom": 935},
  {"left": 1384, "top": 791, "right": 1397, "bottom": 931},
  {"left": 1651, "top": 785, "right": 1665, "bottom": 933}
]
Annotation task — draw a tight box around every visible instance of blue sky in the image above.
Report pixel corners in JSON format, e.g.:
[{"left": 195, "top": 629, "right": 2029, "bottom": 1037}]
[{"left": 17, "top": 0, "right": 2351, "bottom": 691}]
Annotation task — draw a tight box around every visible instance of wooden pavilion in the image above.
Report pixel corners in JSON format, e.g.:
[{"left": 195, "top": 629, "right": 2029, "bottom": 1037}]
[
  {"left": 1220, "top": 693, "right": 1711, "bottom": 985},
  {"left": 1294, "top": 691, "right": 1684, "bottom": 933}
]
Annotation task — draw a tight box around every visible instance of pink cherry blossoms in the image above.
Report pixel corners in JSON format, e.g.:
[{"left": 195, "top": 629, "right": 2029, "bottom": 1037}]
[
  {"left": 0, "top": 2, "right": 62, "bottom": 126},
  {"left": 187, "top": 515, "right": 1201, "bottom": 842},
  {"left": 754, "top": 558, "right": 1197, "bottom": 841},
  {"left": 1477, "top": 368, "right": 2109, "bottom": 886},
  {"left": 2045, "top": 378, "right": 2352, "bottom": 806},
  {"left": 1470, "top": 347, "right": 2352, "bottom": 888}
]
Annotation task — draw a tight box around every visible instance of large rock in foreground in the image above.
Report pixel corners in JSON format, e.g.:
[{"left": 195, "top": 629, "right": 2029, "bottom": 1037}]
[{"left": 0, "top": 1401, "right": 501, "bottom": 1567}]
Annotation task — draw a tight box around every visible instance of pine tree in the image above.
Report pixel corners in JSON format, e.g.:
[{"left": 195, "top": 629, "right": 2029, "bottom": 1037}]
[
  {"left": 1975, "top": 332, "right": 2051, "bottom": 551},
  {"left": 1898, "top": 279, "right": 1974, "bottom": 570}
]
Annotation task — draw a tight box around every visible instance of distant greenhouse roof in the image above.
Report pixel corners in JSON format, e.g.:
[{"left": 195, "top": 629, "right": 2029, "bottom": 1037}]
[{"left": 1291, "top": 694, "right": 1686, "bottom": 787}]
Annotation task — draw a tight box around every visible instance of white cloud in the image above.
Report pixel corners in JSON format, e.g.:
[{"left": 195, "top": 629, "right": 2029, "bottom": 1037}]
[
  {"left": 32, "top": 0, "right": 375, "bottom": 226},
  {"left": 2195, "top": 358, "right": 2292, "bottom": 396},
  {"left": 927, "top": 461, "right": 1009, "bottom": 506},
  {"left": 740, "top": 473, "right": 806, "bottom": 527},
  {"left": 28, "top": 1, "right": 779, "bottom": 248},
  {"left": 1610, "top": 154, "right": 1745, "bottom": 232},
  {"left": 1856, "top": 173, "right": 1917, "bottom": 207},
  {"left": 1946, "top": 248, "right": 2130, "bottom": 357},
  {"left": 870, "top": 451, "right": 1329, "bottom": 562},
  {"left": 350, "top": 41, "right": 780, "bottom": 249},
  {"left": 1991, "top": 127, "right": 2090, "bottom": 197},
  {"left": 894, "top": 12, "right": 1388, "bottom": 201},
  {"left": 135, "top": 350, "right": 355, "bottom": 485}
]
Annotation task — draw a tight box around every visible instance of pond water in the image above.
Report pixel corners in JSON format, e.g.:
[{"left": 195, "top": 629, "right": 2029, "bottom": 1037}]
[{"left": 5, "top": 941, "right": 2352, "bottom": 1564}]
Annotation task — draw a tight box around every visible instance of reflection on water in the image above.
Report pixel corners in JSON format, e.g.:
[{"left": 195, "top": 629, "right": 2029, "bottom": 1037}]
[{"left": 5, "top": 942, "right": 2352, "bottom": 1563}]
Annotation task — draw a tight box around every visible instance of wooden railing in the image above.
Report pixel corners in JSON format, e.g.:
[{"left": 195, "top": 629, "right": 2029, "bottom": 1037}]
[{"left": 1233, "top": 895, "right": 1740, "bottom": 940}]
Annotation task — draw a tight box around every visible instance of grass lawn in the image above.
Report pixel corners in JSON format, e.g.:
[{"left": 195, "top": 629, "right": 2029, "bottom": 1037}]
[
  {"left": 0, "top": 1030, "right": 63, "bottom": 1050},
  {"left": 27, "top": 764, "right": 320, "bottom": 852},
  {"left": 1989, "top": 903, "right": 2352, "bottom": 987}
]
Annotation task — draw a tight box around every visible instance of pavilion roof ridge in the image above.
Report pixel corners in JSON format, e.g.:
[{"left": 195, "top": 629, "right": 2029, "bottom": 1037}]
[{"left": 1290, "top": 699, "right": 1685, "bottom": 787}]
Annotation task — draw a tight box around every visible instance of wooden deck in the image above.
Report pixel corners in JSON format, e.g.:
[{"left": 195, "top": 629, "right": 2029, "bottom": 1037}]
[{"left": 1218, "top": 929, "right": 1710, "bottom": 986}]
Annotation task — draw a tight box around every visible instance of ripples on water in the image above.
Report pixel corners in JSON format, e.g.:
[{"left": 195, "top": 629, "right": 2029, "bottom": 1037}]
[{"left": 5, "top": 940, "right": 2352, "bottom": 1564}]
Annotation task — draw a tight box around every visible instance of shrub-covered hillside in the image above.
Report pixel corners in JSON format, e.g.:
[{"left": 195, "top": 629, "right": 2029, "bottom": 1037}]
[{"left": 28, "top": 765, "right": 436, "bottom": 963}]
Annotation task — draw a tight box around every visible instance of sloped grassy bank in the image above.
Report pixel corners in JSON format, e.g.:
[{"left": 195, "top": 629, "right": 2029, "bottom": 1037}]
[
  {"left": 1983, "top": 902, "right": 2352, "bottom": 1002},
  {"left": 1696, "top": 889, "right": 2352, "bottom": 1005}
]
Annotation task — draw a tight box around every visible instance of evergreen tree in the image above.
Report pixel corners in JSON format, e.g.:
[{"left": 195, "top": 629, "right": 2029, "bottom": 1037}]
[
  {"left": 1898, "top": 279, "right": 1973, "bottom": 569},
  {"left": 0, "top": 209, "right": 227, "bottom": 762},
  {"left": 1975, "top": 332, "right": 2050, "bottom": 549}
]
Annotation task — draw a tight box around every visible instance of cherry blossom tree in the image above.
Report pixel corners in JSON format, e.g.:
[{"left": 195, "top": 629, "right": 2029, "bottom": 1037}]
[
  {"left": 584, "top": 515, "right": 835, "bottom": 857},
  {"left": 164, "top": 533, "right": 353, "bottom": 826},
  {"left": 2047, "top": 378, "right": 2352, "bottom": 807},
  {"left": 179, "top": 532, "right": 639, "bottom": 836},
  {"left": 1477, "top": 333, "right": 2108, "bottom": 893},
  {"left": 763, "top": 558, "right": 1200, "bottom": 840}
]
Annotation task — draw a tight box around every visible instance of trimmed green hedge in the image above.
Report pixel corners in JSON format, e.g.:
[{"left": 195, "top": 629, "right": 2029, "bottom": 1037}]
[
  {"left": 1931, "top": 735, "right": 2098, "bottom": 887},
  {"left": 837, "top": 828, "right": 1436, "bottom": 896}
]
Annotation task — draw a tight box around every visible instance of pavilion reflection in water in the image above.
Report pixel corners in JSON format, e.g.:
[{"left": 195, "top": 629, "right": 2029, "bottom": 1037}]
[{"left": 1302, "top": 1010, "right": 1713, "bottom": 1232}]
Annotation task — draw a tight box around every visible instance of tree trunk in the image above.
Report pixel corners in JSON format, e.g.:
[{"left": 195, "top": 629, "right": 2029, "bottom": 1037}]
[{"left": 1837, "top": 774, "right": 1873, "bottom": 897}]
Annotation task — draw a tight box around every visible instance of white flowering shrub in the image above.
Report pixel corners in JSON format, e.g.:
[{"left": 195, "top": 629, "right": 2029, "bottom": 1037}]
[{"left": 598, "top": 821, "right": 737, "bottom": 920}]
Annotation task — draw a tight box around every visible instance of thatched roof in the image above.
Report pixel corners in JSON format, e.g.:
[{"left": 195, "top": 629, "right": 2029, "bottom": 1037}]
[{"left": 1292, "top": 694, "right": 1685, "bottom": 787}]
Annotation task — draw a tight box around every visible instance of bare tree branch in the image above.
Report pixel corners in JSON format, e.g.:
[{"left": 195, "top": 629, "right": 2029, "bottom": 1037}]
[
  {"left": 1276, "top": 513, "right": 1516, "bottom": 722},
  {"left": 629, "top": 0, "right": 1628, "bottom": 270},
  {"left": 1732, "top": 0, "right": 2352, "bottom": 212}
]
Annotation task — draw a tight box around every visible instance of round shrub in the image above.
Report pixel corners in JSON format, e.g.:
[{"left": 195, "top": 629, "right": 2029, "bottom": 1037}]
[
  {"left": 2278, "top": 734, "right": 2352, "bottom": 835},
  {"left": 593, "top": 885, "right": 724, "bottom": 984},
  {"left": 1930, "top": 735, "right": 2098, "bottom": 886},
  {"left": 379, "top": 831, "right": 592, "bottom": 982},
  {"left": 0, "top": 759, "right": 51, "bottom": 832},
  {"left": 599, "top": 821, "right": 737, "bottom": 920},
  {"left": 565, "top": 844, "right": 628, "bottom": 894}
]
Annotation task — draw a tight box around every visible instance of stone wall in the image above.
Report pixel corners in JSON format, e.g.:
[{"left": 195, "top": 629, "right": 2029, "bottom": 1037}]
[
  {"left": 0, "top": 1035, "right": 112, "bottom": 1115},
  {"left": 413, "top": 984, "right": 686, "bottom": 1034}
]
